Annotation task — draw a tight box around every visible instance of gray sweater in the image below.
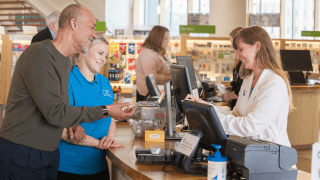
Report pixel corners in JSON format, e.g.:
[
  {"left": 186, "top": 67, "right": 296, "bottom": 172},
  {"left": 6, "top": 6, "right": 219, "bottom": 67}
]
[{"left": 0, "top": 40, "right": 104, "bottom": 151}]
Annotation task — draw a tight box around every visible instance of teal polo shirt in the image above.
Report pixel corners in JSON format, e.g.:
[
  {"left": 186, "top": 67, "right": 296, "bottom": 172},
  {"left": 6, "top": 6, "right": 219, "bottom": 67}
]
[{"left": 58, "top": 65, "right": 113, "bottom": 175}]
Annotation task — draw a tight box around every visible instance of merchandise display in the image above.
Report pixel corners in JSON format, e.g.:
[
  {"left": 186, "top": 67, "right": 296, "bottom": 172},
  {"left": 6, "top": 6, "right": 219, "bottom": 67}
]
[
  {"left": 284, "top": 40, "right": 320, "bottom": 73},
  {"left": 0, "top": 35, "right": 32, "bottom": 104},
  {"left": 105, "top": 35, "right": 180, "bottom": 89},
  {"left": 184, "top": 38, "right": 282, "bottom": 82}
]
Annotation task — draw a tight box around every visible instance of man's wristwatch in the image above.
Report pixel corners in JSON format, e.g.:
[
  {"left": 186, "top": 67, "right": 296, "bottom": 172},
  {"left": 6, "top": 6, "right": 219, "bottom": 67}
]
[{"left": 101, "top": 105, "right": 108, "bottom": 116}]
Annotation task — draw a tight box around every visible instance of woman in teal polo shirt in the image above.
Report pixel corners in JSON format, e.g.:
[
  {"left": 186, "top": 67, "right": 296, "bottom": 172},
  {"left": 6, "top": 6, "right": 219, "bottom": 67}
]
[{"left": 57, "top": 34, "right": 122, "bottom": 180}]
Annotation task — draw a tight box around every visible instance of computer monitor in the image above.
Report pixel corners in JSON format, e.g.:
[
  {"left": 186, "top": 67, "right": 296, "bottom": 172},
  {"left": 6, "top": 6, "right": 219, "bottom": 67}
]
[
  {"left": 170, "top": 64, "right": 193, "bottom": 113},
  {"left": 182, "top": 100, "right": 227, "bottom": 152},
  {"left": 145, "top": 74, "right": 161, "bottom": 96},
  {"left": 280, "top": 50, "right": 313, "bottom": 72},
  {"left": 176, "top": 56, "right": 199, "bottom": 92},
  {"left": 175, "top": 99, "right": 228, "bottom": 174}
]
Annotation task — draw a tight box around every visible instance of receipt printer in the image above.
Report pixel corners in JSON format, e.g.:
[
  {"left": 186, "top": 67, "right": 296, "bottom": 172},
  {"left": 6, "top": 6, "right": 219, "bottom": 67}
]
[
  {"left": 225, "top": 138, "right": 297, "bottom": 180},
  {"left": 201, "top": 81, "right": 217, "bottom": 98}
]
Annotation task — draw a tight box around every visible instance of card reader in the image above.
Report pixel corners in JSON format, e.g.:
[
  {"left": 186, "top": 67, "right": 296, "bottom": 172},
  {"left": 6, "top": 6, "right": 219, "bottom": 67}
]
[{"left": 135, "top": 148, "right": 178, "bottom": 163}]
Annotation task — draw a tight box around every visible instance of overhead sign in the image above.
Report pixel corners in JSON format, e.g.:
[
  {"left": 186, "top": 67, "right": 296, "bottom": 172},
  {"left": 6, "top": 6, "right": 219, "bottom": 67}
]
[
  {"left": 180, "top": 25, "right": 216, "bottom": 34},
  {"left": 249, "top": 13, "right": 280, "bottom": 27},
  {"left": 301, "top": 31, "right": 320, "bottom": 37},
  {"left": 95, "top": 21, "right": 106, "bottom": 32}
]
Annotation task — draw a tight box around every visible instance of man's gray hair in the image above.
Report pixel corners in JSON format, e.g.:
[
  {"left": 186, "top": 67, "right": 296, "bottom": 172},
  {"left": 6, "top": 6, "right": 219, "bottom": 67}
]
[{"left": 45, "top": 11, "right": 60, "bottom": 27}]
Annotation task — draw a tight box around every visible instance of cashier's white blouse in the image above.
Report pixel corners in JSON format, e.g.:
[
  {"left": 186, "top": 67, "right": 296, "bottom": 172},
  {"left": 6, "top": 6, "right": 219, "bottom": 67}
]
[{"left": 214, "top": 69, "right": 292, "bottom": 147}]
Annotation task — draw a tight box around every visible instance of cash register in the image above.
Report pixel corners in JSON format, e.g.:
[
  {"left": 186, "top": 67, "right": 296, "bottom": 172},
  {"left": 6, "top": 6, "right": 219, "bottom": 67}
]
[{"left": 175, "top": 100, "right": 298, "bottom": 179}]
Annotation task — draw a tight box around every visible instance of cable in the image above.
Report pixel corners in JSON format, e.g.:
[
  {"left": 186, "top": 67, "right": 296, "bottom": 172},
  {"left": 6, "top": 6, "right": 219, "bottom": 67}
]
[{"left": 162, "top": 163, "right": 177, "bottom": 173}]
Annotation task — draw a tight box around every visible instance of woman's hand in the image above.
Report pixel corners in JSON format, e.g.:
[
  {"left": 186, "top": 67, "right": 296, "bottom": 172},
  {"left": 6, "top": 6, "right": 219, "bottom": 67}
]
[
  {"left": 185, "top": 94, "right": 210, "bottom": 105},
  {"left": 222, "top": 91, "right": 238, "bottom": 101},
  {"left": 96, "top": 136, "right": 124, "bottom": 149},
  {"left": 222, "top": 93, "right": 231, "bottom": 101}
]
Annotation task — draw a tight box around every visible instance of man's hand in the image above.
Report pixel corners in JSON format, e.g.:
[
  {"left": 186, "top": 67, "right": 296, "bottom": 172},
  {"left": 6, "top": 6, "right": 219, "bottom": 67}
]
[
  {"left": 106, "top": 102, "right": 135, "bottom": 121},
  {"left": 67, "top": 125, "right": 86, "bottom": 144}
]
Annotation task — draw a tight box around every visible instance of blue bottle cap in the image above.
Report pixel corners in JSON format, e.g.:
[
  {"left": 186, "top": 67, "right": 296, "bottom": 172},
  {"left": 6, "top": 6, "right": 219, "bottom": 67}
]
[{"left": 207, "top": 144, "right": 228, "bottom": 162}]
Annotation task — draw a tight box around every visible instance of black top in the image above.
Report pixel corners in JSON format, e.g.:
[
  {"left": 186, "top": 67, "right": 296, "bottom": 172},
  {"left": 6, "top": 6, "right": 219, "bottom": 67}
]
[
  {"left": 31, "top": 27, "right": 53, "bottom": 44},
  {"left": 230, "top": 61, "right": 244, "bottom": 110}
]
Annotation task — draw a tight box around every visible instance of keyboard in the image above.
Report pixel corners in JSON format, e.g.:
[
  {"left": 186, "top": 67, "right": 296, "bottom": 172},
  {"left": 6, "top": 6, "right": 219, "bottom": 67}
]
[
  {"left": 289, "top": 72, "right": 307, "bottom": 84},
  {"left": 205, "top": 96, "right": 223, "bottom": 102}
]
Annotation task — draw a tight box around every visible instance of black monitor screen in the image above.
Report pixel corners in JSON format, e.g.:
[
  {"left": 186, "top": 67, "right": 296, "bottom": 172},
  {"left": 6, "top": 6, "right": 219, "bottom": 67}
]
[
  {"left": 170, "top": 64, "right": 192, "bottom": 112},
  {"left": 280, "top": 50, "right": 313, "bottom": 72},
  {"left": 146, "top": 74, "right": 161, "bottom": 96},
  {"left": 176, "top": 56, "right": 198, "bottom": 90},
  {"left": 182, "top": 100, "right": 228, "bottom": 153}
]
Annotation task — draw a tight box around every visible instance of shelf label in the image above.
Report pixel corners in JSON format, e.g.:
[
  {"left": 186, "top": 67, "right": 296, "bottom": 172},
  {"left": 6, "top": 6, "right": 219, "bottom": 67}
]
[
  {"left": 301, "top": 31, "right": 320, "bottom": 37},
  {"left": 180, "top": 25, "right": 216, "bottom": 34},
  {"left": 10, "top": 35, "right": 33, "bottom": 41}
]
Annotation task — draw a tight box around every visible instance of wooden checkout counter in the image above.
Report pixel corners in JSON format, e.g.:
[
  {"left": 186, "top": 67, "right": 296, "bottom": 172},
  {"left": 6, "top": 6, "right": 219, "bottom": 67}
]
[
  {"left": 288, "top": 84, "right": 320, "bottom": 147},
  {"left": 105, "top": 122, "right": 311, "bottom": 180}
]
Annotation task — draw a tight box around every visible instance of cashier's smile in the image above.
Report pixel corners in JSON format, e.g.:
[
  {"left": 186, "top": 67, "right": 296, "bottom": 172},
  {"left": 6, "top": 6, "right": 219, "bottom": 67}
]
[{"left": 102, "top": 90, "right": 112, "bottom": 97}]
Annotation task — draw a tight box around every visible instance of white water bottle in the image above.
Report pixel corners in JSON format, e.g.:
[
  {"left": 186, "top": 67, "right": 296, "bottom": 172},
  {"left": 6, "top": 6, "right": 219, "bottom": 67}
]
[{"left": 207, "top": 144, "right": 228, "bottom": 180}]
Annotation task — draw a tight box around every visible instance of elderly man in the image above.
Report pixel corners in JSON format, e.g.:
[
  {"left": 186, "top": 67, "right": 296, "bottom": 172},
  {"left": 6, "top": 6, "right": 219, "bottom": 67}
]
[
  {"left": 31, "top": 11, "right": 60, "bottom": 43},
  {"left": 0, "top": 4, "right": 134, "bottom": 180}
]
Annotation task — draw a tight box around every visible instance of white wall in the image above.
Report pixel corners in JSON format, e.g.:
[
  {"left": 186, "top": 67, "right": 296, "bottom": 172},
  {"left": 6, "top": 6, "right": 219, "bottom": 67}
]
[
  {"left": 25, "top": 0, "right": 105, "bottom": 21},
  {"left": 209, "top": 0, "right": 247, "bottom": 37},
  {"left": 105, "top": 0, "right": 133, "bottom": 35}
]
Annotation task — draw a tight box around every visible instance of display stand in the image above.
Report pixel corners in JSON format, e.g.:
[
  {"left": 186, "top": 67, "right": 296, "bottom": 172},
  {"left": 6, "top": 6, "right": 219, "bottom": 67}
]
[
  {"left": 174, "top": 129, "right": 207, "bottom": 176},
  {"left": 164, "top": 81, "right": 183, "bottom": 140}
]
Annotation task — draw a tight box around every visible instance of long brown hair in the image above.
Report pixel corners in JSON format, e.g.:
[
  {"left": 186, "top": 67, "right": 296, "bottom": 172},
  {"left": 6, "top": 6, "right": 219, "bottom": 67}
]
[
  {"left": 233, "top": 26, "right": 294, "bottom": 111},
  {"left": 143, "top": 26, "right": 169, "bottom": 55},
  {"left": 230, "top": 27, "right": 244, "bottom": 71}
]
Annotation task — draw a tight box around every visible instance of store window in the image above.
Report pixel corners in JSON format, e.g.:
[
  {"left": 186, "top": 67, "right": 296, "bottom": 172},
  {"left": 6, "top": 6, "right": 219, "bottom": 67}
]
[
  {"left": 144, "top": 0, "right": 159, "bottom": 26},
  {"left": 285, "top": 0, "right": 314, "bottom": 39},
  {"left": 165, "top": 0, "right": 188, "bottom": 36},
  {"left": 192, "top": 0, "right": 210, "bottom": 14},
  {"left": 252, "top": 0, "right": 280, "bottom": 39},
  {"left": 190, "top": 0, "right": 210, "bottom": 37}
]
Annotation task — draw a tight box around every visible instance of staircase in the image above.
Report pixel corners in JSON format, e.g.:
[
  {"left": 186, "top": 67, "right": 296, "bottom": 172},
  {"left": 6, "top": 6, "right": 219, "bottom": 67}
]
[{"left": 0, "top": 0, "right": 45, "bottom": 33}]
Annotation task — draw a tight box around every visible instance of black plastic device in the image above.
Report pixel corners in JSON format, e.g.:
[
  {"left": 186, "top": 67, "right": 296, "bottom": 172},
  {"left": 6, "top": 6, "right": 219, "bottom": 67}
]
[
  {"left": 174, "top": 100, "right": 228, "bottom": 174},
  {"left": 135, "top": 148, "right": 178, "bottom": 163},
  {"left": 170, "top": 64, "right": 193, "bottom": 114}
]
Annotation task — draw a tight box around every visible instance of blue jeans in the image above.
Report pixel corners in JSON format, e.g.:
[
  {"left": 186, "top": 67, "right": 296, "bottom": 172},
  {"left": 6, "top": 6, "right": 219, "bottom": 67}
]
[{"left": 0, "top": 138, "right": 60, "bottom": 180}]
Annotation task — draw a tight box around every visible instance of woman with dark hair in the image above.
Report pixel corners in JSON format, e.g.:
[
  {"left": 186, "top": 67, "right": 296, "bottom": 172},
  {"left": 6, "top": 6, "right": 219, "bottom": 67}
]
[
  {"left": 186, "top": 26, "right": 294, "bottom": 148},
  {"left": 136, "top": 25, "right": 172, "bottom": 101},
  {"left": 221, "top": 27, "right": 244, "bottom": 110}
]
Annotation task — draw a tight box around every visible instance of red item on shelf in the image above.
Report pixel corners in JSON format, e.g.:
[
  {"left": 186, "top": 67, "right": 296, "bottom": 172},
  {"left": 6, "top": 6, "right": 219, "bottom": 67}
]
[
  {"left": 119, "top": 43, "right": 126, "bottom": 55},
  {"left": 128, "top": 58, "right": 136, "bottom": 70}
]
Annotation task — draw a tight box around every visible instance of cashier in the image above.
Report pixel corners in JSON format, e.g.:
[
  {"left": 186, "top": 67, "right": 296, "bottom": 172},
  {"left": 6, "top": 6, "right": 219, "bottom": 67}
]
[
  {"left": 136, "top": 26, "right": 172, "bottom": 102},
  {"left": 186, "top": 26, "right": 294, "bottom": 147}
]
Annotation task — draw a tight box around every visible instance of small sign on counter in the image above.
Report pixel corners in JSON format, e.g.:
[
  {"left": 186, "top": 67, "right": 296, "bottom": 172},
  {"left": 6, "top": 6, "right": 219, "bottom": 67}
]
[
  {"left": 145, "top": 130, "right": 165, "bottom": 142},
  {"left": 175, "top": 132, "right": 200, "bottom": 157}
]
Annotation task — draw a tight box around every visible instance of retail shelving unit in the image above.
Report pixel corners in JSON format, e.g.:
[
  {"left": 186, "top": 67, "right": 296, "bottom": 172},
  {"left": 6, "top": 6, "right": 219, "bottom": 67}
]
[
  {"left": 0, "top": 35, "right": 32, "bottom": 104},
  {"left": 105, "top": 35, "right": 180, "bottom": 90}
]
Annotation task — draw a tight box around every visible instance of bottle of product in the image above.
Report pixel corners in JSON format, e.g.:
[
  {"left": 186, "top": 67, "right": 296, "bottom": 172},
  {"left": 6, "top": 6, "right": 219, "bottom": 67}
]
[
  {"left": 311, "top": 142, "right": 320, "bottom": 180},
  {"left": 124, "top": 70, "right": 131, "bottom": 84},
  {"left": 118, "top": 86, "right": 122, "bottom": 97},
  {"left": 207, "top": 144, "right": 228, "bottom": 180},
  {"left": 113, "top": 86, "right": 119, "bottom": 101}
]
